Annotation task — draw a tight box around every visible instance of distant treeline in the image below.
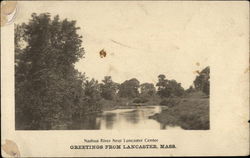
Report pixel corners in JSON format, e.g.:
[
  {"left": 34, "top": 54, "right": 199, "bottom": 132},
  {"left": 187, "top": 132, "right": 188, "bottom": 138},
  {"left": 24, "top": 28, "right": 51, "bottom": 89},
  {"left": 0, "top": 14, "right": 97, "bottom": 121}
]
[{"left": 15, "top": 13, "right": 210, "bottom": 130}]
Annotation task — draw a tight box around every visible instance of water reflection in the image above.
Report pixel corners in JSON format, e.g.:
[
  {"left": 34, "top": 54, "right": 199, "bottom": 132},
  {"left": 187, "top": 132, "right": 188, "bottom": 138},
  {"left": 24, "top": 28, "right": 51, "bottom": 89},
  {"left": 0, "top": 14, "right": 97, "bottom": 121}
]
[
  {"left": 69, "top": 114, "right": 101, "bottom": 129},
  {"left": 99, "top": 106, "right": 164, "bottom": 130},
  {"left": 103, "top": 113, "right": 116, "bottom": 129},
  {"left": 70, "top": 106, "right": 182, "bottom": 130}
]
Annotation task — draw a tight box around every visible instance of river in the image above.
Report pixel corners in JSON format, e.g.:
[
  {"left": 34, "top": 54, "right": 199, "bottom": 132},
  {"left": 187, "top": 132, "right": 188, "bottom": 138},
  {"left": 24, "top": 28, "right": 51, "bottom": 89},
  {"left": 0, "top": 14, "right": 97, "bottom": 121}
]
[{"left": 69, "top": 105, "right": 182, "bottom": 130}]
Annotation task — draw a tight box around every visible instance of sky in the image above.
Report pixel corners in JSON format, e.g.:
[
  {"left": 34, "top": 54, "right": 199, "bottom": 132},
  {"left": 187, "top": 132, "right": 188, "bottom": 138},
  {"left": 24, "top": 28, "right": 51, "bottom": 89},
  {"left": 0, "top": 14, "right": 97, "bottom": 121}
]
[{"left": 15, "top": 1, "right": 247, "bottom": 89}]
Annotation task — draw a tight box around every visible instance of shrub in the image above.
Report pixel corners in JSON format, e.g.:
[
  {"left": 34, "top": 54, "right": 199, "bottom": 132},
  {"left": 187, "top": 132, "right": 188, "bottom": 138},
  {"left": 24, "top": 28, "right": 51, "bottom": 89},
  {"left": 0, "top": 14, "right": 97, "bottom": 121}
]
[
  {"left": 159, "top": 99, "right": 169, "bottom": 105},
  {"left": 159, "top": 99, "right": 177, "bottom": 107},
  {"left": 133, "top": 98, "right": 149, "bottom": 103}
]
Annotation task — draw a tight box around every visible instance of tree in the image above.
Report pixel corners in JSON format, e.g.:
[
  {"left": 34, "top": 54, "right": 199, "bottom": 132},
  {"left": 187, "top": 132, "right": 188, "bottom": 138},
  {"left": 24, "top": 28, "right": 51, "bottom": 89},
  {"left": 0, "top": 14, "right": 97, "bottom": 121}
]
[
  {"left": 15, "top": 13, "right": 85, "bottom": 129},
  {"left": 140, "top": 83, "right": 156, "bottom": 97},
  {"left": 118, "top": 78, "right": 140, "bottom": 98},
  {"left": 156, "top": 74, "right": 168, "bottom": 97},
  {"left": 83, "top": 79, "right": 102, "bottom": 112},
  {"left": 167, "top": 80, "right": 185, "bottom": 97},
  {"left": 156, "top": 75, "right": 184, "bottom": 98},
  {"left": 156, "top": 74, "right": 166, "bottom": 88},
  {"left": 186, "top": 85, "right": 195, "bottom": 93},
  {"left": 193, "top": 66, "right": 210, "bottom": 95},
  {"left": 100, "top": 76, "right": 119, "bottom": 100}
]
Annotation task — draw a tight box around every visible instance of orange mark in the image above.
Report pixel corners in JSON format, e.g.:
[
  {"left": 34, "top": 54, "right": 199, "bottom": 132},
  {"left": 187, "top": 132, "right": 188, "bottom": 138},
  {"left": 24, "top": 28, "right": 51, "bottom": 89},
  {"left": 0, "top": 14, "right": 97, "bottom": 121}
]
[
  {"left": 99, "top": 49, "right": 107, "bottom": 58},
  {"left": 2, "top": 139, "right": 21, "bottom": 157},
  {"left": 1, "top": 1, "right": 17, "bottom": 26}
]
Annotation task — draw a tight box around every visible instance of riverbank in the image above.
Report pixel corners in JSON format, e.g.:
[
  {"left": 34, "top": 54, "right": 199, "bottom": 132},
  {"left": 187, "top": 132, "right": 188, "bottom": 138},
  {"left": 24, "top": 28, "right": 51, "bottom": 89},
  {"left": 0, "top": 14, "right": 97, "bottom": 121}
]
[
  {"left": 149, "top": 92, "right": 209, "bottom": 130},
  {"left": 100, "top": 96, "right": 161, "bottom": 111}
]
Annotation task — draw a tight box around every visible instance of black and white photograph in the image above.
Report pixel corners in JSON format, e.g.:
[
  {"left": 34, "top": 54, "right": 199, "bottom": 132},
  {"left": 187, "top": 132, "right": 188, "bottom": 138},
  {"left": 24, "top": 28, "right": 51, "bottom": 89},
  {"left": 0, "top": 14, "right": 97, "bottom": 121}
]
[
  {"left": 14, "top": 2, "right": 210, "bottom": 130},
  {"left": 1, "top": 1, "right": 249, "bottom": 157}
]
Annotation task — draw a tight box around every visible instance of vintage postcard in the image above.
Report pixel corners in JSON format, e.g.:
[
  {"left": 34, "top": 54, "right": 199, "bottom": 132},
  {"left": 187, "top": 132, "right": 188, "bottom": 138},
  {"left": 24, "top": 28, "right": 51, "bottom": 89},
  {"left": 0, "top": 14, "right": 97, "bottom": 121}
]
[{"left": 1, "top": 0, "right": 249, "bottom": 157}]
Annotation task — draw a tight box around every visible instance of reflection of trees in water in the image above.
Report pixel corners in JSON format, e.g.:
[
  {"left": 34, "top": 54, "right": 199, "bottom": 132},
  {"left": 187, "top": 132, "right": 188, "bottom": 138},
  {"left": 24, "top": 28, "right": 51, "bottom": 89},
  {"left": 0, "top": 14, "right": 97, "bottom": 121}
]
[
  {"left": 160, "top": 123, "right": 167, "bottom": 129},
  {"left": 160, "top": 123, "right": 180, "bottom": 129},
  {"left": 103, "top": 113, "right": 116, "bottom": 129},
  {"left": 68, "top": 106, "right": 181, "bottom": 130},
  {"left": 95, "top": 117, "right": 101, "bottom": 129},
  {"left": 122, "top": 110, "right": 141, "bottom": 124},
  {"left": 69, "top": 114, "right": 101, "bottom": 130},
  {"left": 154, "top": 115, "right": 181, "bottom": 130}
]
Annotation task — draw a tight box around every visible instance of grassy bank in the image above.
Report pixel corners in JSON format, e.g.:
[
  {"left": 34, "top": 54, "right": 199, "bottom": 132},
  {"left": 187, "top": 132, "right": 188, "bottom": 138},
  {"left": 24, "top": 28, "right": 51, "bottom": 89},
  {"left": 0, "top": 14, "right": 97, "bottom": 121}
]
[
  {"left": 100, "top": 95, "right": 162, "bottom": 111},
  {"left": 150, "top": 92, "right": 209, "bottom": 130}
]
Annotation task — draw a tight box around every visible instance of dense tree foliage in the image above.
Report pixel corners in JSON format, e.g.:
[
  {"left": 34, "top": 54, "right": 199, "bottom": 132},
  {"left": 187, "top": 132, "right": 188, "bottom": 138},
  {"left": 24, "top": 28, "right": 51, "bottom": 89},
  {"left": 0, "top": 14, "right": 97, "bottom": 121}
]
[
  {"left": 193, "top": 66, "right": 210, "bottom": 95},
  {"left": 100, "top": 76, "right": 119, "bottom": 100},
  {"left": 140, "top": 83, "right": 156, "bottom": 97},
  {"left": 186, "top": 85, "right": 195, "bottom": 93},
  {"left": 156, "top": 75, "right": 184, "bottom": 98},
  {"left": 118, "top": 78, "right": 140, "bottom": 98},
  {"left": 15, "top": 13, "right": 89, "bottom": 129},
  {"left": 83, "top": 79, "right": 102, "bottom": 112}
]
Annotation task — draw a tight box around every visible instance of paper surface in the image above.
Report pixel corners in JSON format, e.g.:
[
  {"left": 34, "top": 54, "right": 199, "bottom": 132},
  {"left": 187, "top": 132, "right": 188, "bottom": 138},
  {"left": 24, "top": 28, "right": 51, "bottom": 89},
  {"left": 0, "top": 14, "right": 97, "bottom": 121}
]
[{"left": 1, "top": 1, "right": 249, "bottom": 157}]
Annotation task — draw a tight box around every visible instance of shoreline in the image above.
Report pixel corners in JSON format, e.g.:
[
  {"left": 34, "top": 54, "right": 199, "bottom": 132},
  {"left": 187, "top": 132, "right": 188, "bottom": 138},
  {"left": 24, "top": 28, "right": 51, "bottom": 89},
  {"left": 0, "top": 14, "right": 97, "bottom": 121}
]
[{"left": 148, "top": 97, "right": 209, "bottom": 130}]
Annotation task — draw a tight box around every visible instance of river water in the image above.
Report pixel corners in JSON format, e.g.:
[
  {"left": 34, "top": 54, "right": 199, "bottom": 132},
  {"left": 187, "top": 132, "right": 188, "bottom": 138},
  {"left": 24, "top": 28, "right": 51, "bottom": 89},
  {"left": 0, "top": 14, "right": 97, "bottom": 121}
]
[{"left": 70, "top": 106, "right": 182, "bottom": 130}]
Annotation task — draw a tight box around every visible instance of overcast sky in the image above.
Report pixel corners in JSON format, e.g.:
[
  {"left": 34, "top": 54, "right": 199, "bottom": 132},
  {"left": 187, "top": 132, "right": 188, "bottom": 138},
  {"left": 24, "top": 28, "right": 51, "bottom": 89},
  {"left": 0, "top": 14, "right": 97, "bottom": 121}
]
[{"left": 15, "top": 1, "right": 248, "bottom": 89}]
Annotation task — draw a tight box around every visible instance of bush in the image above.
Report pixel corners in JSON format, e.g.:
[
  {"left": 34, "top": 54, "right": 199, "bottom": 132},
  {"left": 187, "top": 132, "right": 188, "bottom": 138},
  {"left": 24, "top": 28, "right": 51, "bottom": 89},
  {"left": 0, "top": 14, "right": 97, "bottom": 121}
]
[
  {"left": 154, "top": 98, "right": 209, "bottom": 130},
  {"left": 159, "top": 99, "right": 178, "bottom": 107},
  {"left": 159, "top": 99, "right": 169, "bottom": 105},
  {"left": 133, "top": 98, "right": 149, "bottom": 103}
]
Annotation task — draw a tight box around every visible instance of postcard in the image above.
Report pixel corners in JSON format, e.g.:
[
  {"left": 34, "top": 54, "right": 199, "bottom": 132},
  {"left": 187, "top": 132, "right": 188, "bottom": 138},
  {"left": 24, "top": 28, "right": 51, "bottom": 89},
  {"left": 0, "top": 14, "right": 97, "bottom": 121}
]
[{"left": 1, "top": 1, "right": 249, "bottom": 157}]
